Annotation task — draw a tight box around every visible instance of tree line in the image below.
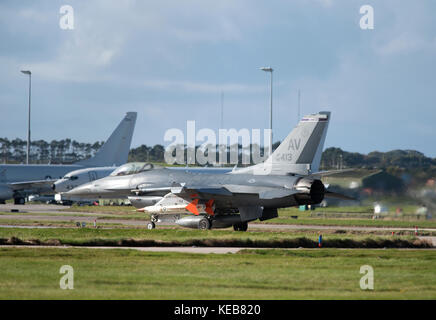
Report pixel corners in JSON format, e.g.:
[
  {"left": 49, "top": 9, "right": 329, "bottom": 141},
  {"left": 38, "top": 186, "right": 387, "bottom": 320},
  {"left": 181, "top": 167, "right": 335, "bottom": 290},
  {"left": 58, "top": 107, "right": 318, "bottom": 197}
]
[
  {"left": 2, "top": 137, "right": 435, "bottom": 172},
  {"left": 0, "top": 138, "right": 104, "bottom": 164}
]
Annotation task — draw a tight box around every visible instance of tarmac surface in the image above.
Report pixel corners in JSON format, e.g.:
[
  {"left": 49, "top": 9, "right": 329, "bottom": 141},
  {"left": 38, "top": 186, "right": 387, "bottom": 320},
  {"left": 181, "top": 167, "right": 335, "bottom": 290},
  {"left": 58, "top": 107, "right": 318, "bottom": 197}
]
[
  {"left": 1, "top": 245, "right": 435, "bottom": 253},
  {"left": 1, "top": 203, "right": 436, "bottom": 231},
  {"left": 0, "top": 245, "right": 243, "bottom": 254}
]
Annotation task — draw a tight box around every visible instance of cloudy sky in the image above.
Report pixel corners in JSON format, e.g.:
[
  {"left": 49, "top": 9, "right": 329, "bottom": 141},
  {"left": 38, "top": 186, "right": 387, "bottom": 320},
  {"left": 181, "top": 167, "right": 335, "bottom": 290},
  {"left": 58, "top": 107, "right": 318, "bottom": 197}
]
[{"left": 1, "top": 0, "right": 435, "bottom": 156}]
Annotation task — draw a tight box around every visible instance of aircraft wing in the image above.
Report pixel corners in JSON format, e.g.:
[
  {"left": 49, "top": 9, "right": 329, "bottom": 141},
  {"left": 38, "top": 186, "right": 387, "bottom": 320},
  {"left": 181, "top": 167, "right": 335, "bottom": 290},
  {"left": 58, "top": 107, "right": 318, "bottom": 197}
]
[
  {"left": 9, "top": 179, "right": 57, "bottom": 191},
  {"left": 169, "top": 182, "right": 296, "bottom": 200}
]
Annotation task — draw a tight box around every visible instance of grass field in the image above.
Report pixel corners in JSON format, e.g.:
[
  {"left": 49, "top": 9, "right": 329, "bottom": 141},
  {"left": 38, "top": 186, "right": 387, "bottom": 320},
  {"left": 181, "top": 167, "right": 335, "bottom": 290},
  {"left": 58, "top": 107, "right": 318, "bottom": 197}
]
[
  {"left": 0, "top": 227, "right": 431, "bottom": 248},
  {"left": 0, "top": 226, "right": 420, "bottom": 243},
  {"left": 0, "top": 247, "right": 434, "bottom": 299},
  {"left": 258, "top": 216, "right": 436, "bottom": 229}
]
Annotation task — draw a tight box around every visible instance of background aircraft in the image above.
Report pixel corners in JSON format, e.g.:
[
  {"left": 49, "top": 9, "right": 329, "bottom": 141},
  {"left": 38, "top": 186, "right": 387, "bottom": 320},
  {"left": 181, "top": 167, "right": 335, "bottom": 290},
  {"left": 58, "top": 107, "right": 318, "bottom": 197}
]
[
  {"left": 66, "top": 111, "right": 351, "bottom": 230},
  {"left": 53, "top": 166, "right": 117, "bottom": 193},
  {"left": 0, "top": 112, "right": 137, "bottom": 204}
]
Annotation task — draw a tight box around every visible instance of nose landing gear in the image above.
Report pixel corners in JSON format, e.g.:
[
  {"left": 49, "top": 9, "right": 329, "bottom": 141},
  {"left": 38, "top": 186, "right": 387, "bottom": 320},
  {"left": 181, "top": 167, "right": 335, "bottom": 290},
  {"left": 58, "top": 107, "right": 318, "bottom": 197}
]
[{"left": 147, "top": 222, "right": 156, "bottom": 230}]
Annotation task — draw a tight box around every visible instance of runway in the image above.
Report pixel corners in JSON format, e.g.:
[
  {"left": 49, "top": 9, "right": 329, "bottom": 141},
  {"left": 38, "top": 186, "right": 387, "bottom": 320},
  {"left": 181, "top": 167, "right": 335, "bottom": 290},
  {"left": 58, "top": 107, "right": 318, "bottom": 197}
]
[{"left": 1, "top": 213, "right": 435, "bottom": 233}]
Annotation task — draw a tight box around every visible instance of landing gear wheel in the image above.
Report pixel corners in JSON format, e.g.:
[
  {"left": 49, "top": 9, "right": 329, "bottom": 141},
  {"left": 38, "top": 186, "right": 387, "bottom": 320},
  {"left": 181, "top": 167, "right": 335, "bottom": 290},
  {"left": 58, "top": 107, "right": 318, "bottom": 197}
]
[
  {"left": 240, "top": 222, "right": 248, "bottom": 232},
  {"left": 198, "top": 218, "right": 211, "bottom": 230},
  {"left": 147, "top": 222, "right": 156, "bottom": 230},
  {"left": 233, "top": 222, "right": 248, "bottom": 232}
]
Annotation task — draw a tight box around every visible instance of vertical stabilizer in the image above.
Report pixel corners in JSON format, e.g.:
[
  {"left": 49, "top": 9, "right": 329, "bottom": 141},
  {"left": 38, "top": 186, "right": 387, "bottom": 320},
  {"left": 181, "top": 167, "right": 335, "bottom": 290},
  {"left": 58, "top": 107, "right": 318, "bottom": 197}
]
[
  {"left": 232, "top": 111, "right": 330, "bottom": 175},
  {"left": 76, "top": 112, "right": 137, "bottom": 167}
]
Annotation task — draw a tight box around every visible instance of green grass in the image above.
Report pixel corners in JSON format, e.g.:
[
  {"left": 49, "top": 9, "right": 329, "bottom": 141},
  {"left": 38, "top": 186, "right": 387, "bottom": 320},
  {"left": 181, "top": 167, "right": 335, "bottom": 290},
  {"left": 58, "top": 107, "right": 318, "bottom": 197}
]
[
  {"left": 1, "top": 227, "right": 431, "bottom": 249},
  {"left": 279, "top": 205, "right": 421, "bottom": 215},
  {"left": 273, "top": 207, "right": 436, "bottom": 228},
  {"left": 259, "top": 216, "right": 436, "bottom": 228},
  {"left": 0, "top": 247, "right": 434, "bottom": 299},
  {"left": 0, "top": 227, "right": 420, "bottom": 244}
]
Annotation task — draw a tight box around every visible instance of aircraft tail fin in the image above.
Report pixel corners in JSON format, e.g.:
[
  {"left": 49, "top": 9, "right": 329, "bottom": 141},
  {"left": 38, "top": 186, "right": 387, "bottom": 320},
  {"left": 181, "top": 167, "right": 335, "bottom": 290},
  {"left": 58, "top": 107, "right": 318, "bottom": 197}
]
[
  {"left": 76, "top": 112, "right": 137, "bottom": 167},
  {"left": 265, "top": 111, "right": 330, "bottom": 175},
  {"left": 232, "top": 111, "right": 330, "bottom": 176}
]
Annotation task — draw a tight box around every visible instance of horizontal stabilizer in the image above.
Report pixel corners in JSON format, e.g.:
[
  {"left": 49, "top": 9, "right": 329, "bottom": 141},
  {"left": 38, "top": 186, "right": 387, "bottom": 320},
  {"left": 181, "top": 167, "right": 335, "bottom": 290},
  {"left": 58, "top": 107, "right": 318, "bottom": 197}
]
[
  {"left": 308, "top": 168, "right": 355, "bottom": 178},
  {"left": 9, "top": 179, "right": 57, "bottom": 190}
]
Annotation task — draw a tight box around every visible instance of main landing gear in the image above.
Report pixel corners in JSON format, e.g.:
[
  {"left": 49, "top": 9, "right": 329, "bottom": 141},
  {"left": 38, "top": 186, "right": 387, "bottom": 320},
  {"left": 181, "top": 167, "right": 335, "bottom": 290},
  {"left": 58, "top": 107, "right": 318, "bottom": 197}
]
[
  {"left": 198, "top": 217, "right": 211, "bottom": 230},
  {"left": 233, "top": 221, "right": 248, "bottom": 232}
]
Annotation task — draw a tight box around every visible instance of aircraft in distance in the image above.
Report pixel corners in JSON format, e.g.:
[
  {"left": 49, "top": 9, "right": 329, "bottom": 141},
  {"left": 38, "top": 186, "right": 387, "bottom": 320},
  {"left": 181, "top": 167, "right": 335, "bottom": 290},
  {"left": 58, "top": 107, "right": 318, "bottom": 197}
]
[
  {"left": 66, "top": 111, "right": 352, "bottom": 231},
  {"left": 52, "top": 166, "right": 117, "bottom": 204},
  {"left": 0, "top": 112, "right": 137, "bottom": 204},
  {"left": 53, "top": 166, "right": 117, "bottom": 193}
]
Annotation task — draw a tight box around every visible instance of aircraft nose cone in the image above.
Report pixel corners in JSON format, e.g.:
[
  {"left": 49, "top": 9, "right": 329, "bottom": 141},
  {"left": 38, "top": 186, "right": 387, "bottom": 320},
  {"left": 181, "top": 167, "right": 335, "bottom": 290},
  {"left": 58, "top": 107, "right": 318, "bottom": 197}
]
[{"left": 66, "top": 184, "right": 91, "bottom": 196}]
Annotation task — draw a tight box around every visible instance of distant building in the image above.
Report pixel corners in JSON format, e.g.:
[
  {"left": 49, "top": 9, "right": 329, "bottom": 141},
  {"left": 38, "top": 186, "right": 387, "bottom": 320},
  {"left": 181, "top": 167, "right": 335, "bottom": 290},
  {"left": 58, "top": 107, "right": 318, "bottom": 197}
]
[{"left": 426, "top": 179, "right": 435, "bottom": 187}]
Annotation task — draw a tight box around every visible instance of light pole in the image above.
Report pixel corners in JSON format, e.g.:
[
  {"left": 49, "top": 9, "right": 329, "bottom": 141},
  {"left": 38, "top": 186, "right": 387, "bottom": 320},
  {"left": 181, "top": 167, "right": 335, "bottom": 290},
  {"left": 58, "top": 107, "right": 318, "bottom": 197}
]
[
  {"left": 260, "top": 67, "right": 273, "bottom": 156},
  {"left": 21, "top": 70, "right": 31, "bottom": 164}
]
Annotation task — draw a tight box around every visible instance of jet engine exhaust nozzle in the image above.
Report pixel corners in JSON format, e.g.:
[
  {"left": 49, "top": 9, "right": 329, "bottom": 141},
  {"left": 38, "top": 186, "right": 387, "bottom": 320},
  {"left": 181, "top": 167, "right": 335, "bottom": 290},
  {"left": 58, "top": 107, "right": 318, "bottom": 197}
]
[{"left": 294, "top": 178, "right": 325, "bottom": 205}]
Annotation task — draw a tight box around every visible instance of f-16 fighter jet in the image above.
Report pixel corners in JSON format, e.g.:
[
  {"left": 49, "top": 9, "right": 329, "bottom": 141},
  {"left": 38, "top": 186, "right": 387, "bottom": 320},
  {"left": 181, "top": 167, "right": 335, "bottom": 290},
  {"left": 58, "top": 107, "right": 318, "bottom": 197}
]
[{"left": 66, "top": 111, "right": 352, "bottom": 231}]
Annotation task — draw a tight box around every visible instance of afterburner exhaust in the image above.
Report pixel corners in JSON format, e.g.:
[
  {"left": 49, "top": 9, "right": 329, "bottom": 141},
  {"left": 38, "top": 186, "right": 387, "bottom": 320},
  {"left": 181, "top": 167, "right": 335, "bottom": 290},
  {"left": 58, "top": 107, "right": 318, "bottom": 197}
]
[{"left": 294, "top": 178, "right": 325, "bottom": 204}]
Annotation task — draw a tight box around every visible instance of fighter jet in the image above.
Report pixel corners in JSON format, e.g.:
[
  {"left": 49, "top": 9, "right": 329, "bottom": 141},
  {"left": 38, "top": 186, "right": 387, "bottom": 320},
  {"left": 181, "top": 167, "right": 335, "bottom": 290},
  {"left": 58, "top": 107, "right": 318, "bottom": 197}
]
[
  {"left": 60, "top": 162, "right": 232, "bottom": 205},
  {"left": 53, "top": 167, "right": 117, "bottom": 193},
  {"left": 0, "top": 112, "right": 137, "bottom": 204},
  {"left": 66, "top": 111, "right": 352, "bottom": 231}
]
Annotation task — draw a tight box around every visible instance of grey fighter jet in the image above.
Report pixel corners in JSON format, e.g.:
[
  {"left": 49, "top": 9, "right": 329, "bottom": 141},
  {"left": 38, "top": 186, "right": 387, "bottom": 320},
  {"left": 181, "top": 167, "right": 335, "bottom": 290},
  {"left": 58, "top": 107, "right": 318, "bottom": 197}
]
[
  {"left": 0, "top": 112, "right": 137, "bottom": 204},
  {"left": 66, "top": 111, "right": 351, "bottom": 231}
]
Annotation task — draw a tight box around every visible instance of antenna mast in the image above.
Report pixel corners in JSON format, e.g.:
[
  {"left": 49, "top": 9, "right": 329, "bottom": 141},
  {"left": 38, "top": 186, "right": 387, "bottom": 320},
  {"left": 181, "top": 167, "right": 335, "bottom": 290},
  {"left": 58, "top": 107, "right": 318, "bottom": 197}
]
[{"left": 298, "top": 89, "right": 301, "bottom": 122}]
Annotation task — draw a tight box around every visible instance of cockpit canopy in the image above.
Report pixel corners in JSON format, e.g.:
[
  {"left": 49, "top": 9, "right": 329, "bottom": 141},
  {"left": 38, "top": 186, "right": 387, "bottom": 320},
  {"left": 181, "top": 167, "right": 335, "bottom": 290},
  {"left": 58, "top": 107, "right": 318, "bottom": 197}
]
[
  {"left": 109, "top": 162, "right": 155, "bottom": 177},
  {"left": 62, "top": 174, "right": 78, "bottom": 180}
]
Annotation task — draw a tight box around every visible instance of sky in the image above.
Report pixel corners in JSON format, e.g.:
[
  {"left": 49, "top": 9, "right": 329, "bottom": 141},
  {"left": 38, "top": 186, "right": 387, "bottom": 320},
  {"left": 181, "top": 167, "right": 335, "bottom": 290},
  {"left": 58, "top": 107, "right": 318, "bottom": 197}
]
[{"left": 1, "top": 0, "right": 435, "bottom": 157}]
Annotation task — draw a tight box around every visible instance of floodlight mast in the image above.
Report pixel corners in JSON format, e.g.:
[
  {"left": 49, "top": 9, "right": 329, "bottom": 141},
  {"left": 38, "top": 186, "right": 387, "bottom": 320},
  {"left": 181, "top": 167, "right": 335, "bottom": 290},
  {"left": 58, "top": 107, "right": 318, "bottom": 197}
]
[
  {"left": 260, "top": 67, "right": 273, "bottom": 156},
  {"left": 21, "top": 70, "right": 32, "bottom": 164}
]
